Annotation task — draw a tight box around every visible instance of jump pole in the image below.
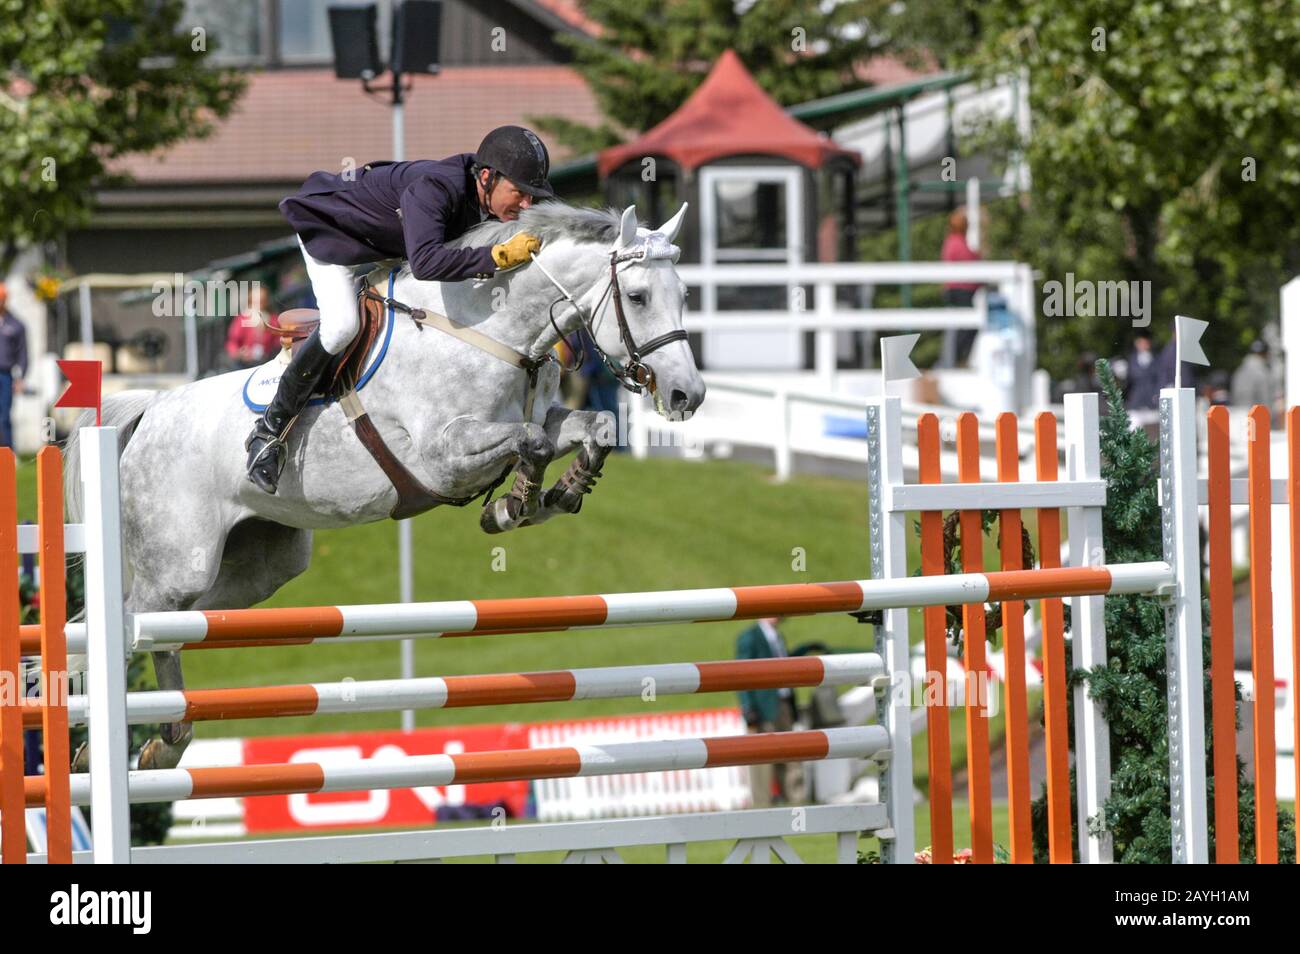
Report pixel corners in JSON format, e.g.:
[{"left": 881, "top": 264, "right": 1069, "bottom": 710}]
[
  {"left": 22, "top": 654, "right": 885, "bottom": 727},
  {"left": 26, "top": 726, "right": 891, "bottom": 807}
]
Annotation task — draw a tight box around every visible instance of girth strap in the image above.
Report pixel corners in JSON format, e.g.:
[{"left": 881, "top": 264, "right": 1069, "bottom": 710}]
[
  {"left": 345, "top": 279, "right": 543, "bottom": 519},
  {"left": 339, "top": 391, "right": 480, "bottom": 520}
]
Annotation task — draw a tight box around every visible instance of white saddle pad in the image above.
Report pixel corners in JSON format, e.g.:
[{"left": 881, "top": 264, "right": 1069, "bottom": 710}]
[{"left": 241, "top": 304, "right": 396, "bottom": 413}]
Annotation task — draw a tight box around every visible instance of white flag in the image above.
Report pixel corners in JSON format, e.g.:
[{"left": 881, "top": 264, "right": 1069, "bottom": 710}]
[
  {"left": 880, "top": 334, "right": 921, "bottom": 385},
  {"left": 1174, "top": 314, "right": 1210, "bottom": 367}
]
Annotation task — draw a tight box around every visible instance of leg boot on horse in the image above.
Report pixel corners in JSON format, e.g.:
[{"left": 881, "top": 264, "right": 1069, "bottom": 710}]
[
  {"left": 512, "top": 406, "right": 616, "bottom": 528},
  {"left": 479, "top": 424, "right": 555, "bottom": 533}
]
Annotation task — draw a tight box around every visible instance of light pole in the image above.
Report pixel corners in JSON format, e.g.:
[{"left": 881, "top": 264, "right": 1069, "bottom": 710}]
[
  {"left": 329, "top": 1, "right": 442, "bottom": 732},
  {"left": 385, "top": 5, "right": 414, "bottom": 736}
]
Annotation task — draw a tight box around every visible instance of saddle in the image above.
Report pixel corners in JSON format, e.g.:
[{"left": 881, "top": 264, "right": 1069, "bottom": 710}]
[{"left": 265, "top": 298, "right": 385, "bottom": 397}]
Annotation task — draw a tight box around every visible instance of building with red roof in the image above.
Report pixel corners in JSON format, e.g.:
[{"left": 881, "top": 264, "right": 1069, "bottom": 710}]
[{"left": 599, "top": 49, "right": 861, "bottom": 269}]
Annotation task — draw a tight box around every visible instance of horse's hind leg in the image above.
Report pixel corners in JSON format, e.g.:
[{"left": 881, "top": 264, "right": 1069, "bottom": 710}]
[
  {"left": 70, "top": 526, "right": 228, "bottom": 774},
  {"left": 139, "top": 650, "right": 189, "bottom": 770},
  {"left": 137, "top": 519, "right": 313, "bottom": 771}
]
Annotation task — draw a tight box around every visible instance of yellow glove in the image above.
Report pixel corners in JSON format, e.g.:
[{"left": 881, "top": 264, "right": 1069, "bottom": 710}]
[{"left": 491, "top": 233, "right": 541, "bottom": 270}]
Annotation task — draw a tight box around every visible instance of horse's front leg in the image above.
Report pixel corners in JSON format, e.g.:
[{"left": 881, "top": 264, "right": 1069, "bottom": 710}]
[
  {"left": 518, "top": 405, "right": 617, "bottom": 527},
  {"left": 440, "top": 418, "right": 555, "bottom": 533}
]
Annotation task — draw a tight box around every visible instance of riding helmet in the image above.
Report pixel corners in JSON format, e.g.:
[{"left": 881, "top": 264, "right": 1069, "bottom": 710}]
[{"left": 475, "top": 125, "right": 555, "bottom": 199}]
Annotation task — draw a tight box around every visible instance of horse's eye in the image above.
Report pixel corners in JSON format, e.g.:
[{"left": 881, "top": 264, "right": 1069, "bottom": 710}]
[{"left": 628, "top": 292, "right": 645, "bottom": 305}]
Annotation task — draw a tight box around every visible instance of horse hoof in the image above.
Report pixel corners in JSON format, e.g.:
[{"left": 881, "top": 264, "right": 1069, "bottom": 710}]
[
  {"left": 480, "top": 495, "right": 527, "bottom": 534},
  {"left": 138, "top": 737, "right": 184, "bottom": 771},
  {"left": 479, "top": 500, "right": 513, "bottom": 534},
  {"left": 70, "top": 741, "right": 90, "bottom": 774}
]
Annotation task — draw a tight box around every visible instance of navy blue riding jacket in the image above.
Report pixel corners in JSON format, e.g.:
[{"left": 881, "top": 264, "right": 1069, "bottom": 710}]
[{"left": 280, "top": 153, "right": 498, "bottom": 281}]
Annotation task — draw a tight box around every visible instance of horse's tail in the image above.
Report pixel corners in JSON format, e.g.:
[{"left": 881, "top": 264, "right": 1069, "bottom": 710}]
[
  {"left": 63, "top": 389, "right": 157, "bottom": 523},
  {"left": 61, "top": 390, "right": 155, "bottom": 674}
]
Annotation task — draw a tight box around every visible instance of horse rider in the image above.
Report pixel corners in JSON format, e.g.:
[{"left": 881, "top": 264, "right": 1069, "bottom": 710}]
[{"left": 246, "top": 125, "right": 554, "bottom": 495}]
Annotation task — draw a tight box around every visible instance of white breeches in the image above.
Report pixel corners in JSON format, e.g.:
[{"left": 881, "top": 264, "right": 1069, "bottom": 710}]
[{"left": 298, "top": 237, "right": 368, "bottom": 355}]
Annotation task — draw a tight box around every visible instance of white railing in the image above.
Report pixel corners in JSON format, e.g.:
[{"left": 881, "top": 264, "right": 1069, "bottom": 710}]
[
  {"left": 1282, "top": 275, "right": 1300, "bottom": 408},
  {"left": 627, "top": 374, "right": 1062, "bottom": 482},
  {"left": 675, "top": 260, "right": 1038, "bottom": 413}
]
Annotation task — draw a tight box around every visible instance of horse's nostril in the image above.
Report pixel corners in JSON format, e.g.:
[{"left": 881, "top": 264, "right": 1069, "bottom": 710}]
[{"left": 670, "top": 389, "right": 689, "bottom": 410}]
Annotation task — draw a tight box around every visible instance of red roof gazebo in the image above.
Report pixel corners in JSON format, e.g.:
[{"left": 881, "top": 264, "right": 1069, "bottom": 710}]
[
  {"left": 598, "top": 49, "right": 860, "bottom": 177},
  {"left": 598, "top": 49, "right": 860, "bottom": 268},
  {"left": 598, "top": 50, "right": 862, "bottom": 372}
]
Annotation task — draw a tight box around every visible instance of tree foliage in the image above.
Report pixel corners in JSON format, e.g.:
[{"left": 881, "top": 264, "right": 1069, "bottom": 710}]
[
  {"left": 0, "top": 0, "right": 245, "bottom": 266},
  {"left": 961, "top": 0, "right": 1300, "bottom": 381},
  {"left": 530, "top": 0, "right": 894, "bottom": 152}
]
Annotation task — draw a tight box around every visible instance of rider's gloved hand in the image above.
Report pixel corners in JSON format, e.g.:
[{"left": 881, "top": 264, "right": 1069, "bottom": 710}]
[{"left": 491, "top": 233, "right": 541, "bottom": 271}]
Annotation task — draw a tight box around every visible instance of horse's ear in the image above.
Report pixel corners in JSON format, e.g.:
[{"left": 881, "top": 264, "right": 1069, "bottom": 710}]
[
  {"left": 617, "top": 205, "right": 638, "bottom": 248},
  {"left": 657, "top": 203, "right": 689, "bottom": 244}
]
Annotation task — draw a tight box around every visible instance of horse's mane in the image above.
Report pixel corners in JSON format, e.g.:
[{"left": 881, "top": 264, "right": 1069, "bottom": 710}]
[
  {"left": 389, "top": 203, "right": 631, "bottom": 282},
  {"left": 445, "top": 202, "right": 628, "bottom": 251}
]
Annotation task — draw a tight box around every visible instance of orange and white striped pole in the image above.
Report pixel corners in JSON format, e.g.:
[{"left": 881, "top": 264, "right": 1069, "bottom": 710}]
[
  {"left": 120, "top": 565, "right": 1174, "bottom": 653},
  {"left": 26, "top": 654, "right": 884, "bottom": 727},
  {"left": 25, "top": 726, "right": 891, "bottom": 808}
]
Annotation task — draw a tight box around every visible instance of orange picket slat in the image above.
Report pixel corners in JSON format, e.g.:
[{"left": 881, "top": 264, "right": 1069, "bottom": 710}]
[{"left": 917, "top": 413, "right": 953, "bottom": 864}]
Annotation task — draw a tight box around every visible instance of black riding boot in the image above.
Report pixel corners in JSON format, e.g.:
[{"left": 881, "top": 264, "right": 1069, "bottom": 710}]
[{"left": 245, "top": 329, "right": 335, "bottom": 494}]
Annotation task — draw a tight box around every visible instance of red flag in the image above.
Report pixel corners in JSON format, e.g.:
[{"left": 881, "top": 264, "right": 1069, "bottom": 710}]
[{"left": 55, "top": 360, "right": 102, "bottom": 426}]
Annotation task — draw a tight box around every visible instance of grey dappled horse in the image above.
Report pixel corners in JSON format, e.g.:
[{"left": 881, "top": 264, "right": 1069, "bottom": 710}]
[{"left": 64, "top": 203, "right": 704, "bottom": 771}]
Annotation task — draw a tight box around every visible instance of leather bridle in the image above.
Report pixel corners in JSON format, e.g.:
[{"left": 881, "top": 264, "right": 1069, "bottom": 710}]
[{"left": 533, "top": 242, "right": 688, "bottom": 395}]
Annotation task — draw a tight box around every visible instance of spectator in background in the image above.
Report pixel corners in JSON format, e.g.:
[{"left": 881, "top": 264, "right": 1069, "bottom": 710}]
[
  {"left": 579, "top": 329, "right": 621, "bottom": 414},
  {"left": 0, "top": 283, "right": 28, "bottom": 448},
  {"left": 225, "top": 285, "right": 283, "bottom": 370},
  {"left": 737, "top": 616, "right": 796, "bottom": 806},
  {"left": 560, "top": 327, "right": 625, "bottom": 452},
  {"left": 1052, "top": 350, "right": 1101, "bottom": 403},
  {"left": 736, "top": 616, "right": 805, "bottom": 806},
  {"left": 940, "top": 208, "right": 982, "bottom": 366},
  {"left": 556, "top": 335, "right": 586, "bottom": 410},
  {"left": 1125, "top": 330, "right": 1162, "bottom": 411},
  {"left": 1202, "top": 370, "right": 1231, "bottom": 408},
  {"left": 1230, "top": 340, "right": 1276, "bottom": 410}
]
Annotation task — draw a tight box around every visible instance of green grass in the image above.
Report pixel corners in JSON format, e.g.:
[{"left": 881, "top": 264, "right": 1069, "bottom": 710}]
[
  {"left": 15, "top": 450, "right": 1031, "bottom": 775},
  {"left": 13, "top": 450, "right": 1036, "bottom": 730}
]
